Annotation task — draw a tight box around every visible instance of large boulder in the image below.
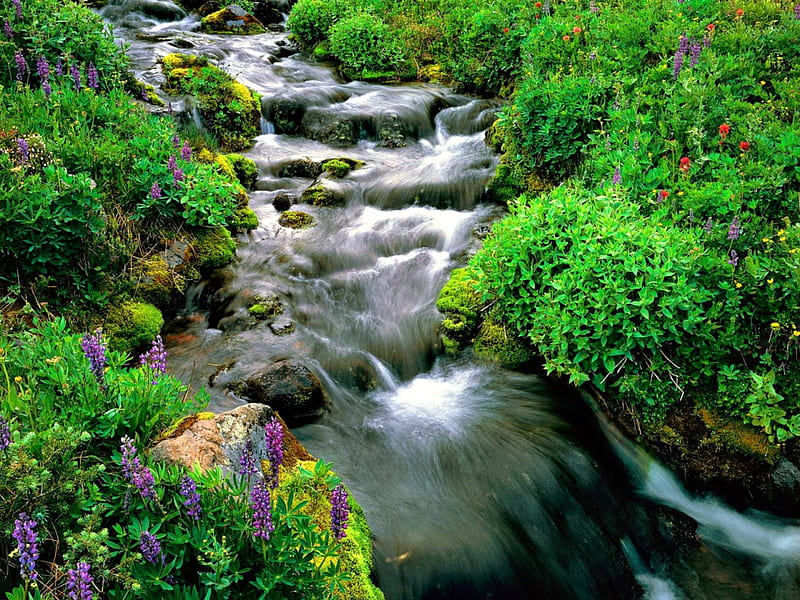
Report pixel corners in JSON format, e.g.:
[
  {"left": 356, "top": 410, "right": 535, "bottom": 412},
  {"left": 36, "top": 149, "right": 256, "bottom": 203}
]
[
  {"left": 200, "top": 5, "right": 266, "bottom": 35},
  {"left": 242, "top": 360, "right": 329, "bottom": 424},
  {"left": 149, "top": 403, "right": 313, "bottom": 473}
]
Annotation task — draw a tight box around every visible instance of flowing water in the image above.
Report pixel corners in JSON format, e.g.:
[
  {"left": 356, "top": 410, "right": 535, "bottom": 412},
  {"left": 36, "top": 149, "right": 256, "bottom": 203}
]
[{"left": 101, "top": 2, "right": 800, "bottom": 598}]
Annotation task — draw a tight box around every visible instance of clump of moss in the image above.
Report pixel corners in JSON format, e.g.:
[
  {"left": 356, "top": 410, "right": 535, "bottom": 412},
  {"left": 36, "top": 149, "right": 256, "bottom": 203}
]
[
  {"left": 160, "top": 53, "right": 261, "bottom": 150},
  {"left": 418, "top": 64, "right": 448, "bottom": 84},
  {"left": 133, "top": 255, "right": 186, "bottom": 310},
  {"left": 278, "top": 211, "right": 316, "bottom": 229},
  {"left": 301, "top": 184, "right": 344, "bottom": 207},
  {"left": 230, "top": 207, "right": 259, "bottom": 230},
  {"left": 474, "top": 315, "right": 533, "bottom": 369},
  {"left": 200, "top": 6, "right": 266, "bottom": 35},
  {"left": 192, "top": 227, "right": 236, "bottom": 270},
  {"left": 105, "top": 301, "right": 164, "bottom": 355},
  {"left": 277, "top": 461, "right": 385, "bottom": 600},
  {"left": 699, "top": 408, "right": 780, "bottom": 463},
  {"left": 196, "top": 148, "right": 237, "bottom": 181},
  {"left": 225, "top": 153, "right": 258, "bottom": 189},
  {"left": 135, "top": 80, "right": 166, "bottom": 107},
  {"left": 436, "top": 267, "right": 482, "bottom": 355},
  {"left": 248, "top": 297, "right": 283, "bottom": 320},
  {"left": 321, "top": 159, "right": 352, "bottom": 178}
]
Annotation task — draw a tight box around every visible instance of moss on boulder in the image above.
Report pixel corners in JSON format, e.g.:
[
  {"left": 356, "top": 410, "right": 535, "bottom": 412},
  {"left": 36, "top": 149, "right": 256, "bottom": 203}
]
[
  {"left": 436, "top": 267, "right": 482, "bottom": 355},
  {"left": 230, "top": 207, "right": 259, "bottom": 230},
  {"left": 278, "top": 210, "right": 315, "bottom": 229},
  {"left": 192, "top": 226, "right": 237, "bottom": 270},
  {"left": 301, "top": 184, "right": 345, "bottom": 207},
  {"left": 133, "top": 255, "right": 186, "bottom": 310},
  {"left": 105, "top": 301, "right": 164, "bottom": 356},
  {"left": 225, "top": 153, "right": 258, "bottom": 189},
  {"left": 474, "top": 315, "right": 534, "bottom": 368},
  {"left": 200, "top": 5, "right": 266, "bottom": 35},
  {"left": 321, "top": 159, "right": 355, "bottom": 178},
  {"left": 248, "top": 296, "right": 283, "bottom": 320}
]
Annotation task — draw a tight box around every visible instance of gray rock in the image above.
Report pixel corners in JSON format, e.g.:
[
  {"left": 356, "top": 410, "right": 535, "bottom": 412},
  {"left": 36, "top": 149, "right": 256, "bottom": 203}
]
[
  {"left": 226, "top": 3, "right": 247, "bottom": 16},
  {"left": 772, "top": 458, "right": 800, "bottom": 492},
  {"left": 242, "top": 360, "right": 329, "bottom": 425}
]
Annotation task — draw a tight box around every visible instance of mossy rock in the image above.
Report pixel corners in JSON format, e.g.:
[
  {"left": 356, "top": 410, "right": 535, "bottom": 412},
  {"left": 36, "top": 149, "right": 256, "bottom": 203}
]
[
  {"left": 161, "top": 53, "right": 208, "bottom": 76},
  {"left": 248, "top": 296, "right": 283, "bottom": 320},
  {"left": 278, "top": 210, "right": 315, "bottom": 229},
  {"left": 277, "top": 460, "right": 385, "bottom": 600},
  {"left": 192, "top": 227, "right": 237, "bottom": 270},
  {"left": 436, "top": 267, "right": 482, "bottom": 355},
  {"left": 473, "top": 317, "right": 533, "bottom": 369},
  {"left": 301, "top": 184, "right": 345, "bottom": 207},
  {"left": 230, "top": 207, "right": 259, "bottom": 230},
  {"left": 486, "top": 163, "right": 524, "bottom": 205},
  {"left": 312, "top": 41, "right": 334, "bottom": 61},
  {"left": 200, "top": 5, "right": 266, "bottom": 35},
  {"left": 225, "top": 153, "right": 258, "bottom": 189},
  {"left": 418, "top": 64, "right": 448, "bottom": 84},
  {"left": 272, "top": 192, "right": 296, "bottom": 212},
  {"left": 197, "top": 148, "right": 238, "bottom": 181},
  {"left": 136, "top": 80, "right": 166, "bottom": 107},
  {"left": 321, "top": 159, "right": 352, "bottom": 178},
  {"left": 278, "top": 158, "right": 322, "bottom": 179},
  {"left": 133, "top": 254, "right": 186, "bottom": 310},
  {"left": 699, "top": 408, "right": 780, "bottom": 464},
  {"left": 105, "top": 301, "right": 164, "bottom": 356}
]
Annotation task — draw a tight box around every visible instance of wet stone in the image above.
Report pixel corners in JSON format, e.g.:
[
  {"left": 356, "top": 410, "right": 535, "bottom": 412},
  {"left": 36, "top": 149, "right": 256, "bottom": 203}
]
[
  {"left": 241, "top": 360, "right": 329, "bottom": 425},
  {"left": 272, "top": 192, "right": 296, "bottom": 212},
  {"left": 269, "top": 315, "right": 295, "bottom": 335}
]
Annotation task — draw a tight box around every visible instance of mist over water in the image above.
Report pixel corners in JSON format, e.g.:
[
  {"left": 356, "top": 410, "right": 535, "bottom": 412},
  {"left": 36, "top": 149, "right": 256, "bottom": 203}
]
[{"left": 100, "top": 2, "right": 800, "bottom": 597}]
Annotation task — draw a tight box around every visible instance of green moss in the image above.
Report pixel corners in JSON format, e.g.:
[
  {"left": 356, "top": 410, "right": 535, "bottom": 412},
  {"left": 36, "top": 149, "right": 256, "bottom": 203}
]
[
  {"left": 313, "top": 41, "right": 334, "bottom": 61},
  {"left": 230, "top": 207, "right": 259, "bottom": 230},
  {"left": 105, "top": 301, "right": 164, "bottom": 356},
  {"left": 192, "top": 227, "right": 236, "bottom": 270},
  {"left": 196, "top": 148, "right": 237, "bottom": 181},
  {"left": 301, "top": 185, "right": 344, "bottom": 207},
  {"left": 136, "top": 80, "right": 166, "bottom": 107},
  {"left": 248, "top": 298, "right": 283, "bottom": 320},
  {"left": 225, "top": 153, "right": 258, "bottom": 189},
  {"left": 473, "top": 316, "right": 533, "bottom": 369},
  {"left": 133, "top": 255, "right": 186, "bottom": 309},
  {"left": 277, "top": 461, "right": 384, "bottom": 600},
  {"left": 321, "top": 159, "right": 351, "bottom": 178},
  {"left": 200, "top": 7, "right": 266, "bottom": 35},
  {"left": 278, "top": 211, "right": 316, "bottom": 229},
  {"left": 436, "top": 268, "right": 482, "bottom": 355},
  {"left": 699, "top": 408, "right": 780, "bottom": 463}
]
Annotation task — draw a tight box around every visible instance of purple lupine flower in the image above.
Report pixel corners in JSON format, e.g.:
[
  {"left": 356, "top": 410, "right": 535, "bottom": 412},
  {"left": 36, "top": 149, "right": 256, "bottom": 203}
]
[
  {"left": 588, "top": 51, "right": 596, "bottom": 60},
  {"left": 12, "top": 513, "right": 38, "bottom": 581},
  {"left": 172, "top": 168, "right": 185, "bottom": 185},
  {"left": 239, "top": 439, "right": 258, "bottom": 477},
  {"left": 41, "top": 80, "right": 51, "bottom": 97},
  {"left": 14, "top": 51, "right": 26, "bottom": 81},
  {"left": 612, "top": 166, "right": 621, "bottom": 185},
  {"left": 672, "top": 49, "right": 684, "bottom": 79},
  {"left": 704, "top": 217, "right": 713, "bottom": 234},
  {"left": 4, "top": 20, "right": 13, "bottom": 37},
  {"left": 180, "top": 141, "right": 192, "bottom": 161},
  {"left": 141, "top": 86, "right": 149, "bottom": 101},
  {"left": 139, "top": 531, "right": 163, "bottom": 564},
  {"left": 678, "top": 34, "right": 690, "bottom": 55},
  {"left": 728, "top": 249, "right": 739, "bottom": 267},
  {"left": 16, "top": 138, "right": 29, "bottom": 163},
  {"left": 66, "top": 561, "right": 93, "bottom": 600},
  {"left": 689, "top": 42, "right": 702, "bottom": 68},
  {"left": 87, "top": 63, "right": 99, "bottom": 89},
  {"left": 264, "top": 416, "right": 284, "bottom": 488},
  {"left": 179, "top": 476, "right": 202, "bottom": 520},
  {"left": 589, "top": 0, "right": 598, "bottom": 13},
  {"left": 167, "top": 155, "right": 177, "bottom": 172},
  {"left": 795, "top": 4, "right": 800, "bottom": 19},
  {"left": 330, "top": 484, "right": 349, "bottom": 541},
  {"left": 36, "top": 56, "right": 49, "bottom": 82},
  {"left": 171, "top": 134, "right": 180, "bottom": 148},
  {"left": 0, "top": 416, "right": 10, "bottom": 451},
  {"left": 139, "top": 335, "right": 166, "bottom": 383},
  {"left": 251, "top": 481, "right": 274, "bottom": 539},
  {"left": 81, "top": 330, "right": 107, "bottom": 384},
  {"left": 120, "top": 436, "right": 157, "bottom": 500},
  {"left": 11, "top": 0, "right": 21, "bottom": 19},
  {"left": 727, "top": 216, "right": 741, "bottom": 240},
  {"left": 149, "top": 182, "right": 162, "bottom": 200},
  {"left": 55, "top": 59, "right": 64, "bottom": 76},
  {"left": 71, "top": 64, "right": 81, "bottom": 90}
]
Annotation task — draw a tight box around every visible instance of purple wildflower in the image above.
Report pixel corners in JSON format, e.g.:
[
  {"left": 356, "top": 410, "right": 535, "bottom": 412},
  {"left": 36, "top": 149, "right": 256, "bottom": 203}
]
[
  {"left": 141, "top": 86, "right": 149, "bottom": 101},
  {"left": 703, "top": 33, "right": 711, "bottom": 48},
  {"left": 727, "top": 216, "right": 741, "bottom": 241},
  {"left": 179, "top": 476, "right": 202, "bottom": 520},
  {"left": 41, "top": 80, "right": 51, "bottom": 97},
  {"left": 251, "top": 481, "right": 274, "bottom": 539},
  {"left": 12, "top": 513, "right": 38, "bottom": 581},
  {"left": 11, "top": 0, "right": 21, "bottom": 19},
  {"left": 14, "top": 51, "right": 26, "bottom": 81},
  {"left": 4, "top": 20, "right": 12, "bottom": 37},
  {"left": 330, "top": 484, "right": 349, "bottom": 541},
  {"left": 36, "top": 56, "right": 49, "bottom": 82},
  {"left": 139, "top": 335, "right": 166, "bottom": 382},
  {"left": 172, "top": 134, "right": 181, "bottom": 148},
  {"left": 612, "top": 166, "right": 621, "bottom": 185},
  {"left": 55, "top": 59, "right": 63, "bottom": 76},
  {"left": 728, "top": 249, "right": 739, "bottom": 267},
  {"left": 689, "top": 42, "right": 702, "bottom": 68},
  {"left": 239, "top": 439, "right": 259, "bottom": 478},
  {"left": 588, "top": 51, "right": 596, "bottom": 60},
  {"left": 0, "top": 416, "right": 10, "bottom": 451},
  {"left": 16, "top": 138, "right": 29, "bottom": 163},
  {"left": 679, "top": 34, "right": 690, "bottom": 55},
  {"left": 71, "top": 65, "right": 81, "bottom": 90},
  {"left": 81, "top": 330, "right": 107, "bottom": 384},
  {"left": 149, "top": 182, "right": 162, "bottom": 200},
  {"left": 704, "top": 217, "right": 713, "bottom": 234},
  {"left": 795, "top": 4, "right": 800, "bottom": 19},
  {"left": 180, "top": 141, "right": 192, "bottom": 161},
  {"left": 264, "top": 416, "right": 284, "bottom": 488},
  {"left": 172, "top": 168, "right": 185, "bottom": 185},
  {"left": 120, "top": 436, "right": 157, "bottom": 500},
  {"left": 589, "top": 0, "right": 598, "bottom": 13},
  {"left": 66, "top": 562, "right": 93, "bottom": 600},
  {"left": 672, "top": 49, "right": 684, "bottom": 79},
  {"left": 167, "top": 155, "right": 177, "bottom": 171},
  {"left": 87, "top": 63, "right": 98, "bottom": 89},
  {"left": 139, "top": 531, "right": 163, "bottom": 564}
]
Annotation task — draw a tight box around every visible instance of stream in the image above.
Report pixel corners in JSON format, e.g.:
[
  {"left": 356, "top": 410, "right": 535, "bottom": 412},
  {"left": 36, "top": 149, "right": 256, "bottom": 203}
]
[{"left": 101, "top": 2, "right": 800, "bottom": 598}]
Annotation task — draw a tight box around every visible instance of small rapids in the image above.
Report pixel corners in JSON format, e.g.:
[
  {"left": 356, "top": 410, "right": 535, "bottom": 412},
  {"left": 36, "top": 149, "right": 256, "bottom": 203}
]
[{"left": 98, "top": 1, "right": 800, "bottom": 598}]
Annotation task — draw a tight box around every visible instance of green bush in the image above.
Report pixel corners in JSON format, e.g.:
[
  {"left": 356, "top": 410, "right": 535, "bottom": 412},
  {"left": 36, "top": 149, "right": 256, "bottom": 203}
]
[
  {"left": 329, "top": 12, "right": 411, "bottom": 79},
  {"left": 287, "top": 0, "right": 351, "bottom": 47},
  {"left": 225, "top": 153, "right": 259, "bottom": 189}
]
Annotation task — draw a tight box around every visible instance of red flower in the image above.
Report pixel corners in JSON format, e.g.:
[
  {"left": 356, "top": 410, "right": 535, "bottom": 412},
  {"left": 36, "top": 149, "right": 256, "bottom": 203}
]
[
  {"left": 679, "top": 157, "right": 691, "bottom": 172},
  {"left": 719, "top": 123, "right": 730, "bottom": 139},
  {"left": 660, "top": 190, "right": 669, "bottom": 200},
  {"left": 503, "top": 27, "right": 510, "bottom": 33},
  {"left": 535, "top": 1, "right": 542, "bottom": 6},
  {"left": 735, "top": 8, "right": 744, "bottom": 16},
  {"left": 706, "top": 23, "right": 715, "bottom": 31},
  {"left": 573, "top": 26, "right": 582, "bottom": 34},
  {"left": 563, "top": 35, "right": 571, "bottom": 41},
  {"left": 739, "top": 141, "right": 750, "bottom": 151}
]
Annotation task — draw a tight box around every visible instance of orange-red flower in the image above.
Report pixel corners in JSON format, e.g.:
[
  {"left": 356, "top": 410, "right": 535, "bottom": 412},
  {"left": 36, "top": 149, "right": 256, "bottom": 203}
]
[
  {"left": 660, "top": 190, "right": 669, "bottom": 200},
  {"left": 735, "top": 8, "right": 744, "bottom": 17},
  {"left": 739, "top": 141, "right": 750, "bottom": 151},
  {"left": 563, "top": 35, "right": 571, "bottom": 41},
  {"left": 706, "top": 23, "right": 715, "bottom": 31},
  {"left": 679, "top": 157, "right": 691, "bottom": 172},
  {"left": 572, "top": 26, "right": 582, "bottom": 34},
  {"left": 503, "top": 27, "right": 509, "bottom": 33},
  {"left": 719, "top": 123, "right": 730, "bottom": 139}
]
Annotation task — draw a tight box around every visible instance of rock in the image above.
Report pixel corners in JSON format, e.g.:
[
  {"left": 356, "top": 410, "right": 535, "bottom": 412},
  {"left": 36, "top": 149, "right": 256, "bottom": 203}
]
[
  {"left": 772, "top": 458, "right": 800, "bottom": 494},
  {"left": 272, "top": 192, "right": 296, "bottom": 212},
  {"left": 268, "top": 99, "right": 305, "bottom": 134},
  {"left": 248, "top": 296, "right": 284, "bottom": 321},
  {"left": 378, "top": 114, "right": 407, "bottom": 148},
  {"left": 242, "top": 360, "right": 330, "bottom": 425},
  {"left": 301, "top": 110, "right": 358, "bottom": 147},
  {"left": 200, "top": 5, "right": 267, "bottom": 35},
  {"left": 278, "top": 210, "right": 315, "bottom": 229},
  {"left": 149, "top": 404, "right": 314, "bottom": 473},
  {"left": 269, "top": 315, "right": 295, "bottom": 335},
  {"left": 301, "top": 184, "right": 345, "bottom": 207},
  {"left": 252, "top": 1, "right": 283, "bottom": 24},
  {"left": 277, "top": 157, "right": 321, "bottom": 179}
]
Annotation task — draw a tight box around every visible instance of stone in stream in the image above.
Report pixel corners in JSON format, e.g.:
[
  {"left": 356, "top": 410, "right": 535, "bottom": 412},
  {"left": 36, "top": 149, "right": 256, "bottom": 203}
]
[
  {"left": 268, "top": 99, "right": 305, "bottom": 134},
  {"left": 301, "top": 183, "right": 345, "bottom": 207},
  {"left": 277, "top": 157, "right": 321, "bottom": 179},
  {"left": 201, "top": 5, "right": 266, "bottom": 35},
  {"left": 272, "top": 192, "right": 296, "bottom": 212},
  {"left": 301, "top": 110, "right": 359, "bottom": 147},
  {"left": 239, "top": 360, "right": 330, "bottom": 425},
  {"left": 149, "top": 403, "right": 313, "bottom": 473}
]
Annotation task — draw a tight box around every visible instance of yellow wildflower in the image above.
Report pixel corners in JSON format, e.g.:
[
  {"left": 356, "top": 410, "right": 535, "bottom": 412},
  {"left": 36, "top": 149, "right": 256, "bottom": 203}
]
[
  {"left": 767, "top": 278, "right": 774, "bottom": 284},
  {"left": 735, "top": 281, "right": 743, "bottom": 288},
  {"left": 771, "top": 322, "right": 781, "bottom": 330},
  {"left": 793, "top": 331, "right": 800, "bottom": 337}
]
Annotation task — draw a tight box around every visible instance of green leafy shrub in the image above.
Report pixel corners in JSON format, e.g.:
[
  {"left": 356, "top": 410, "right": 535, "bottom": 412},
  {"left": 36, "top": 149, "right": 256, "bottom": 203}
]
[
  {"left": 225, "top": 153, "right": 259, "bottom": 189},
  {"left": 329, "top": 13, "right": 411, "bottom": 79},
  {"left": 287, "top": 0, "right": 351, "bottom": 47}
]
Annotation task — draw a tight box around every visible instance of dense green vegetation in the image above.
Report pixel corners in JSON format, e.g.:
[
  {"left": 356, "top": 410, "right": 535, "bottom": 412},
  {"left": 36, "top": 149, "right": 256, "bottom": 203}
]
[{"left": 290, "top": 0, "right": 800, "bottom": 442}]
